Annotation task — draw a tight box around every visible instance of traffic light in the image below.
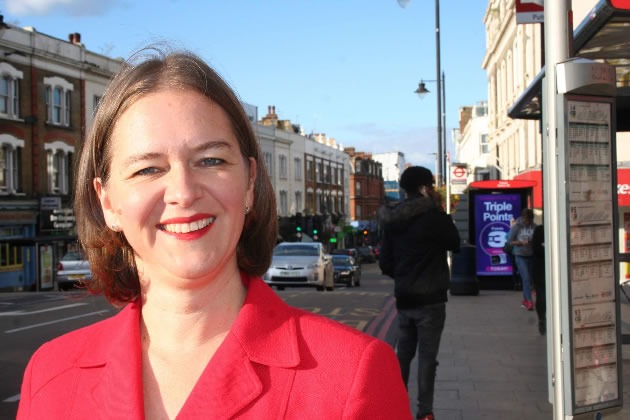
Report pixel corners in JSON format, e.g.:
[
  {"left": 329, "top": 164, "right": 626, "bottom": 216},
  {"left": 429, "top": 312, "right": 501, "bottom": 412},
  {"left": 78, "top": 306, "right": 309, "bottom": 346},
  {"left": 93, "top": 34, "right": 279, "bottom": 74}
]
[
  {"left": 313, "top": 229, "right": 318, "bottom": 235},
  {"left": 363, "top": 230, "right": 368, "bottom": 236},
  {"left": 296, "top": 226, "right": 301, "bottom": 232}
]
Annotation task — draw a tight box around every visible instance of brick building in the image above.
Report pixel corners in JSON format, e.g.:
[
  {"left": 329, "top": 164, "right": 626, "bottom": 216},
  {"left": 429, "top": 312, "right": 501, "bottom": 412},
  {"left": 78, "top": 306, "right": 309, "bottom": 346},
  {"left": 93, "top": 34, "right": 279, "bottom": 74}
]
[
  {"left": 345, "top": 148, "right": 384, "bottom": 223},
  {"left": 0, "top": 24, "right": 121, "bottom": 290}
]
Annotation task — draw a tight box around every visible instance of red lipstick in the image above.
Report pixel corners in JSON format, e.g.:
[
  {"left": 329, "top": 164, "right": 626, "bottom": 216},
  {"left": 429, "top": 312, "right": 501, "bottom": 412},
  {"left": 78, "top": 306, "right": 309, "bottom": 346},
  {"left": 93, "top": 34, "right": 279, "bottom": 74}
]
[{"left": 158, "top": 213, "right": 215, "bottom": 241}]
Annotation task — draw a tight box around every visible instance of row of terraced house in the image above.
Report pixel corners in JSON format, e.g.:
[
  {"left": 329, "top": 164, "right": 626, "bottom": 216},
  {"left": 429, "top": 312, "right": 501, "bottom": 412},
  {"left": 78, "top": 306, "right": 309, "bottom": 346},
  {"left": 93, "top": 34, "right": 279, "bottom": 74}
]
[{"left": 0, "top": 21, "right": 386, "bottom": 291}]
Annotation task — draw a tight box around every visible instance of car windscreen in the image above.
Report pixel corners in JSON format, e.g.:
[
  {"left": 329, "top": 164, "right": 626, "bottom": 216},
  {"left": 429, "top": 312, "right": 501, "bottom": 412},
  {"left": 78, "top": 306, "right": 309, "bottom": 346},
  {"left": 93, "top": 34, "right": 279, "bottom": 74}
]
[
  {"left": 332, "top": 256, "right": 351, "bottom": 265},
  {"left": 61, "top": 251, "right": 83, "bottom": 261},
  {"left": 273, "top": 245, "right": 319, "bottom": 256}
]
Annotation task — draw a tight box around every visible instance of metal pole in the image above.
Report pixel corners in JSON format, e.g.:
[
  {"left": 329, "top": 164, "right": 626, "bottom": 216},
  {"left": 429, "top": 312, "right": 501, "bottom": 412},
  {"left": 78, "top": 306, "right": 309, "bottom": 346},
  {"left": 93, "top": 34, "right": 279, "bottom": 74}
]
[
  {"left": 435, "top": 0, "right": 442, "bottom": 187},
  {"left": 442, "top": 71, "right": 447, "bottom": 185},
  {"left": 543, "top": 0, "right": 571, "bottom": 417}
]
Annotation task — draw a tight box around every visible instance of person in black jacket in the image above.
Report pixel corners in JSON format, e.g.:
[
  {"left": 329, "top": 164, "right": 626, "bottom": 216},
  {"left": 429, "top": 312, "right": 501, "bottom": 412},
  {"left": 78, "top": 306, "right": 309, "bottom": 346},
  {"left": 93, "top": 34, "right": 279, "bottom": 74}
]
[{"left": 379, "top": 166, "right": 461, "bottom": 420}]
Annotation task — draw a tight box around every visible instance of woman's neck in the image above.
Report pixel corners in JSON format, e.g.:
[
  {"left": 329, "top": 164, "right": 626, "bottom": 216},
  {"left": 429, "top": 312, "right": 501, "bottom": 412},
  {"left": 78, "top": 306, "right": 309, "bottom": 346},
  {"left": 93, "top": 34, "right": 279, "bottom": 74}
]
[{"left": 138, "top": 264, "right": 247, "bottom": 353}]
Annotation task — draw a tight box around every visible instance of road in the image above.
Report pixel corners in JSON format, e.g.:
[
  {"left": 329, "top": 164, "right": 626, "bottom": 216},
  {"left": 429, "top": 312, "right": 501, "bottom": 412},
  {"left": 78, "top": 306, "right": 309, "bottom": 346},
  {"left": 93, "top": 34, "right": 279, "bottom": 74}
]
[{"left": 0, "top": 263, "right": 395, "bottom": 419}]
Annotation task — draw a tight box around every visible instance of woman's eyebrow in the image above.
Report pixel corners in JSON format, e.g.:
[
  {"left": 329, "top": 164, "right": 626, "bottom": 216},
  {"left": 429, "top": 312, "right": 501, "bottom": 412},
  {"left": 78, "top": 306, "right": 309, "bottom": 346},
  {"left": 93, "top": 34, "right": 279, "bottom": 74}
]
[
  {"left": 121, "top": 140, "right": 233, "bottom": 167},
  {"left": 193, "top": 140, "right": 233, "bottom": 153}
]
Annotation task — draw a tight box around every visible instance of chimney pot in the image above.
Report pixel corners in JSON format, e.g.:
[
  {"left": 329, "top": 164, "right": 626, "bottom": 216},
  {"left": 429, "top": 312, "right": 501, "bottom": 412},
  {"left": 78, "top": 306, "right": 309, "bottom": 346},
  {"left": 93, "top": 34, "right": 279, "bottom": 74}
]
[
  {"left": 68, "top": 33, "right": 75, "bottom": 43},
  {"left": 272, "top": 106, "right": 276, "bottom": 114},
  {"left": 74, "top": 33, "right": 81, "bottom": 43}
]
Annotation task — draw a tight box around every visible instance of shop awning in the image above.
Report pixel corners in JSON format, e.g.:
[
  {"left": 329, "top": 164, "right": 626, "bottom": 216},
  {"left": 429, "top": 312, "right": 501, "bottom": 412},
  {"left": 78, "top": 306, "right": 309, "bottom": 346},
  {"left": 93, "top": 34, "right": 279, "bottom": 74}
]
[{"left": 508, "top": 0, "right": 630, "bottom": 130}]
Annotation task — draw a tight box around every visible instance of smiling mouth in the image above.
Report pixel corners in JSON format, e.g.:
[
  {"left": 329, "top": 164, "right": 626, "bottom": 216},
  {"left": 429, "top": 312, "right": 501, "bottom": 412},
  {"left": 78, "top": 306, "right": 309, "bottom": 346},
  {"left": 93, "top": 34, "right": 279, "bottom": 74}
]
[{"left": 158, "top": 217, "right": 216, "bottom": 233}]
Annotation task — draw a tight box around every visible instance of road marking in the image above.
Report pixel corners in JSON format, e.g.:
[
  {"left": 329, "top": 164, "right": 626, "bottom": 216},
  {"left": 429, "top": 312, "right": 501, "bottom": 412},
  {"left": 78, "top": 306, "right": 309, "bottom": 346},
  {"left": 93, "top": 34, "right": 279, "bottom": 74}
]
[
  {"left": 0, "top": 303, "right": 88, "bottom": 316},
  {"left": 4, "top": 310, "right": 109, "bottom": 333},
  {"left": 3, "top": 393, "right": 20, "bottom": 402}
]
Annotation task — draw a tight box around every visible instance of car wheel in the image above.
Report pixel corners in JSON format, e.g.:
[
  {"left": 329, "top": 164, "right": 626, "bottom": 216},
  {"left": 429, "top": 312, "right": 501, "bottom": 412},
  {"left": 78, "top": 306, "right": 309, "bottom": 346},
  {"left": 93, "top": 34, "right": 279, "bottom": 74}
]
[{"left": 276, "top": 286, "right": 285, "bottom": 291}]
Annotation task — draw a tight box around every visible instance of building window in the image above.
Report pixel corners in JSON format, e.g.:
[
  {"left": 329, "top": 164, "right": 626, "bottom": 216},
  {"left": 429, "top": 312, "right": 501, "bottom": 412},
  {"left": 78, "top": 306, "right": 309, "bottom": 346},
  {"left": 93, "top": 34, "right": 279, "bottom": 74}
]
[
  {"left": 340, "top": 196, "right": 344, "bottom": 214},
  {"left": 279, "top": 191, "right": 288, "bottom": 216},
  {"left": 306, "top": 159, "right": 313, "bottom": 182},
  {"left": 340, "top": 169, "right": 344, "bottom": 186},
  {"left": 334, "top": 168, "right": 338, "bottom": 185},
  {"left": 355, "top": 180, "right": 361, "bottom": 196},
  {"left": 263, "top": 152, "right": 273, "bottom": 176},
  {"left": 294, "top": 158, "right": 302, "bottom": 181},
  {"left": 0, "top": 63, "right": 23, "bottom": 119},
  {"left": 0, "top": 134, "right": 24, "bottom": 195},
  {"left": 0, "top": 243, "right": 23, "bottom": 270},
  {"left": 279, "top": 155, "right": 287, "bottom": 179},
  {"left": 356, "top": 205, "right": 361, "bottom": 219},
  {"left": 0, "top": 76, "right": 20, "bottom": 118},
  {"left": 316, "top": 161, "right": 322, "bottom": 183},
  {"left": 45, "top": 141, "right": 75, "bottom": 195},
  {"left": 480, "top": 134, "right": 489, "bottom": 154},
  {"left": 44, "top": 76, "right": 73, "bottom": 127},
  {"left": 295, "top": 191, "right": 302, "bottom": 212},
  {"left": 307, "top": 192, "right": 314, "bottom": 212}
]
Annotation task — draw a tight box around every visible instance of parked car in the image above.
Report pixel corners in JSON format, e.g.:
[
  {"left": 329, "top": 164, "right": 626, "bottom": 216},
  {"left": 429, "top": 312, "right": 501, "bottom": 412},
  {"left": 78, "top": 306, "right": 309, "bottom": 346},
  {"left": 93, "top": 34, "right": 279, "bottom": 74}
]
[
  {"left": 263, "top": 242, "right": 334, "bottom": 291},
  {"left": 56, "top": 250, "right": 92, "bottom": 290},
  {"left": 357, "top": 246, "right": 376, "bottom": 263},
  {"left": 330, "top": 248, "right": 361, "bottom": 264},
  {"left": 332, "top": 255, "right": 361, "bottom": 287}
]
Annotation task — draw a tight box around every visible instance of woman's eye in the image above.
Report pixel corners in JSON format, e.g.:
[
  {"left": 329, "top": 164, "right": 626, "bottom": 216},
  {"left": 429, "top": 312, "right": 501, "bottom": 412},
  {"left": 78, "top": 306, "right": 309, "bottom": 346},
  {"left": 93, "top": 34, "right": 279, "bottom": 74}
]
[
  {"left": 135, "top": 167, "right": 160, "bottom": 176},
  {"left": 201, "top": 158, "right": 224, "bottom": 167}
]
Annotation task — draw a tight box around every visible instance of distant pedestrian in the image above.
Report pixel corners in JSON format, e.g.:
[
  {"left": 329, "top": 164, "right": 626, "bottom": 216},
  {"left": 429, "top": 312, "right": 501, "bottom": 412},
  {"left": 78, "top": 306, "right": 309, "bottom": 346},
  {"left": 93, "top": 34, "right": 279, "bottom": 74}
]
[
  {"left": 379, "top": 166, "right": 461, "bottom": 420},
  {"left": 532, "top": 224, "right": 546, "bottom": 334},
  {"left": 507, "top": 208, "right": 537, "bottom": 311}
]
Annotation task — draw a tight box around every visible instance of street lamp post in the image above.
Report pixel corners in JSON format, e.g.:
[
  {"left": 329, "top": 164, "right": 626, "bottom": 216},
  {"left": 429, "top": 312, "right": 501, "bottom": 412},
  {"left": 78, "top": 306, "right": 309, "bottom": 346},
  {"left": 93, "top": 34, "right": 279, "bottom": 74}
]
[
  {"left": 399, "top": 0, "right": 444, "bottom": 186},
  {"left": 415, "top": 73, "right": 446, "bottom": 186}
]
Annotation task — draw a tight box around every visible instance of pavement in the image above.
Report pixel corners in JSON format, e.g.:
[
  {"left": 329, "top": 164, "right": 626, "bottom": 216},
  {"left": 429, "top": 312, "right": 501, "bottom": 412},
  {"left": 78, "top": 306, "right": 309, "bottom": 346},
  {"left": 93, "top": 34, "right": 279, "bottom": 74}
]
[{"left": 391, "top": 289, "right": 630, "bottom": 420}]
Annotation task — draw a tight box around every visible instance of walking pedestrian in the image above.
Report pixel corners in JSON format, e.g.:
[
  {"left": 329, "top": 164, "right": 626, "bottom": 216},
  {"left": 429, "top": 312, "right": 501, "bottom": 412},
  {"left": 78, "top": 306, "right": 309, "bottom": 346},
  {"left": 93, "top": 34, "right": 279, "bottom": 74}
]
[
  {"left": 532, "top": 224, "right": 546, "bottom": 334},
  {"left": 379, "top": 166, "right": 461, "bottom": 420},
  {"left": 17, "top": 48, "right": 412, "bottom": 420},
  {"left": 507, "top": 208, "right": 537, "bottom": 311}
]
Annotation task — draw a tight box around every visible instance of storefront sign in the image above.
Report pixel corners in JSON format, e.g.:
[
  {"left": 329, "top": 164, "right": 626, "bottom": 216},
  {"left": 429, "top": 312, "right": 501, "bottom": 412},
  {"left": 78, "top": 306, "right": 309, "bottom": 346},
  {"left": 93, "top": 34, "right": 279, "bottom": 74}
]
[
  {"left": 40, "top": 208, "right": 76, "bottom": 231},
  {"left": 474, "top": 194, "right": 521, "bottom": 276}
]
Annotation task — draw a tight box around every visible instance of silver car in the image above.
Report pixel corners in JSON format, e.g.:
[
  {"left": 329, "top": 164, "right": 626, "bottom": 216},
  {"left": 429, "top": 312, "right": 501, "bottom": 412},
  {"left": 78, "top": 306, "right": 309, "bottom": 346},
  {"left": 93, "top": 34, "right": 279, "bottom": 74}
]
[
  {"left": 56, "top": 250, "right": 92, "bottom": 290},
  {"left": 263, "top": 242, "right": 334, "bottom": 291}
]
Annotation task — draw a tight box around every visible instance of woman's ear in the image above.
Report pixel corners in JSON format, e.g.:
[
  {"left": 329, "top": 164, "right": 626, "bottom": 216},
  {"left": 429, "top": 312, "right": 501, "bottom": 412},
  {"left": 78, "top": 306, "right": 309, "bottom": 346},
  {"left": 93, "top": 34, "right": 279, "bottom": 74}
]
[{"left": 93, "top": 177, "right": 118, "bottom": 229}]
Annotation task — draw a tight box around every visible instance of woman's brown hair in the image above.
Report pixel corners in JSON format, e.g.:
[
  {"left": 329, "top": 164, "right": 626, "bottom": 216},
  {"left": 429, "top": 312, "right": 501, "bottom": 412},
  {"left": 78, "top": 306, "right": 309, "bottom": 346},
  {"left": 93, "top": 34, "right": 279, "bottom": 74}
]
[{"left": 74, "top": 48, "right": 278, "bottom": 304}]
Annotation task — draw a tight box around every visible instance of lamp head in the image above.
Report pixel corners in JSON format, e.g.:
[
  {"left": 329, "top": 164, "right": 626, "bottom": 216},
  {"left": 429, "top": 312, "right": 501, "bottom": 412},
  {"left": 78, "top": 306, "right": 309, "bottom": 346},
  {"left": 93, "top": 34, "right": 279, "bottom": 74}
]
[{"left": 414, "top": 81, "right": 429, "bottom": 99}]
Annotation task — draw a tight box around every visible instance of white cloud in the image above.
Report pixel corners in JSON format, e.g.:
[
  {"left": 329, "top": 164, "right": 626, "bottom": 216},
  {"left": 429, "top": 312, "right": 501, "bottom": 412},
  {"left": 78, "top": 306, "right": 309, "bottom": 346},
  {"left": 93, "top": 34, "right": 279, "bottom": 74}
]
[{"left": 6, "top": 0, "right": 121, "bottom": 16}]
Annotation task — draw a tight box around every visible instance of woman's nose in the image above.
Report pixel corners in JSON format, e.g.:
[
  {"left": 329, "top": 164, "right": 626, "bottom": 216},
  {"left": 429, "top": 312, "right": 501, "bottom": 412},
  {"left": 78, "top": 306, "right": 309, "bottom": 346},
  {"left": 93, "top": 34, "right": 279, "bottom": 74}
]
[{"left": 163, "top": 166, "right": 202, "bottom": 207}]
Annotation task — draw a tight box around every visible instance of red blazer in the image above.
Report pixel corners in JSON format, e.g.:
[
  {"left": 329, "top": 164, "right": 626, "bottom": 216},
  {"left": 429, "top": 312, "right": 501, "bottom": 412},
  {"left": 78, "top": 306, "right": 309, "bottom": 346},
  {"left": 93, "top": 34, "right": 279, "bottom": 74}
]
[{"left": 18, "top": 276, "right": 412, "bottom": 419}]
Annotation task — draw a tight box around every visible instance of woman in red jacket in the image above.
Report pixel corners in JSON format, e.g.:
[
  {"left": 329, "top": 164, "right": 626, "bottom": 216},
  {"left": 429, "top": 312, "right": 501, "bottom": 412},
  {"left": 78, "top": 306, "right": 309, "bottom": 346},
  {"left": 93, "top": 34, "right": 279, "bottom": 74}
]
[{"left": 17, "top": 49, "right": 412, "bottom": 420}]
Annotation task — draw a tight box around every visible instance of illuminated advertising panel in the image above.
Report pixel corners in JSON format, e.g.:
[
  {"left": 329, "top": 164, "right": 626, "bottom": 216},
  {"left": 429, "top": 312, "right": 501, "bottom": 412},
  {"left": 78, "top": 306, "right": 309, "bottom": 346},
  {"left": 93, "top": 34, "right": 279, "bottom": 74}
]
[{"left": 474, "top": 194, "right": 521, "bottom": 276}]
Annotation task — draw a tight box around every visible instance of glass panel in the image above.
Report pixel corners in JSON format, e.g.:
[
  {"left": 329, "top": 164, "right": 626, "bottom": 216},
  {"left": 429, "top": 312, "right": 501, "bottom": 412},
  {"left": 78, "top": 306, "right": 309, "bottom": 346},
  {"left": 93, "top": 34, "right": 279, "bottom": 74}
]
[
  {"left": 0, "top": 146, "right": 6, "bottom": 190},
  {"left": 0, "top": 77, "right": 8, "bottom": 113},
  {"left": 13, "top": 79, "right": 19, "bottom": 116},
  {"left": 0, "top": 244, "right": 7, "bottom": 266},
  {"left": 53, "top": 88, "right": 62, "bottom": 123},
  {"left": 65, "top": 90, "right": 71, "bottom": 125}
]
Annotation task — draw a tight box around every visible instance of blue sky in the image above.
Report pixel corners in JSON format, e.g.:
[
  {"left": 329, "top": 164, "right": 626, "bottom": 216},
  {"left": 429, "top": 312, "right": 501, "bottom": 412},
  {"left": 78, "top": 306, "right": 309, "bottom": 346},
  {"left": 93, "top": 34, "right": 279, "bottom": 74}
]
[{"left": 1, "top": 0, "right": 490, "bottom": 169}]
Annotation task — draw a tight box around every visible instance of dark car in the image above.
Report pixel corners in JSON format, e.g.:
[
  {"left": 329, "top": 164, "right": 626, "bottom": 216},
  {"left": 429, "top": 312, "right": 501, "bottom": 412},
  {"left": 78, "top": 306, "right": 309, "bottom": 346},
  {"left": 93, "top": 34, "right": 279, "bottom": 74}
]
[
  {"left": 331, "top": 248, "right": 360, "bottom": 263},
  {"left": 332, "top": 255, "right": 361, "bottom": 287},
  {"left": 357, "top": 246, "right": 376, "bottom": 263}
]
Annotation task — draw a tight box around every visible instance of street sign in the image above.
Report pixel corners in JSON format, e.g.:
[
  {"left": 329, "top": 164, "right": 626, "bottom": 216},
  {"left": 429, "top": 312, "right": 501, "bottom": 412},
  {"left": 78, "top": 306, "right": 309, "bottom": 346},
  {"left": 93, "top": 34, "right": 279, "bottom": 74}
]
[
  {"left": 451, "top": 165, "right": 467, "bottom": 184},
  {"left": 515, "top": 0, "right": 543, "bottom": 24}
]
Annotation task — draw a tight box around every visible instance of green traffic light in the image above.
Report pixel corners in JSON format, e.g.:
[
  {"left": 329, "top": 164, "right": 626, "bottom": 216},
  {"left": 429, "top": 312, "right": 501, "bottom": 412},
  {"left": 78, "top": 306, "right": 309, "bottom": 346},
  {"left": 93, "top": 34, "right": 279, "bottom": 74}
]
[
  {"left": 329, "top": 238, "right": 337, "bottom": 243},
  {"left": 313, "top": 229, "right": 318, "bottom": 234},
  {"left": 296, "top": 227, "right": 301, "bottom": 231}
]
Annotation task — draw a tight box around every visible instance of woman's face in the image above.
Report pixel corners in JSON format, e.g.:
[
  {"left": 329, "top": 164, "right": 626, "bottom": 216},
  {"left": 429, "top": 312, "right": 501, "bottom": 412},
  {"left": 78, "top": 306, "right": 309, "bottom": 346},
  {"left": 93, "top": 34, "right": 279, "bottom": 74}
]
[{"left": 95, "top": 89, "right": 255, "bottom": 286}]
